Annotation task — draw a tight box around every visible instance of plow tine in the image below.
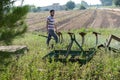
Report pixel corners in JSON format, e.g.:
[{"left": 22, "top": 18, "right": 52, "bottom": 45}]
[
  {"left": 65, "top": 32, "right": 75, "bottom": 58},
  {"left": 79, "top": 32, "right": 87, "bottom": 46},
  {"left": 57, "top": 32, "right": 64, "bottom": 43},
  {"left": 93, "top": 32, "right": 101, "bottom": 46}
]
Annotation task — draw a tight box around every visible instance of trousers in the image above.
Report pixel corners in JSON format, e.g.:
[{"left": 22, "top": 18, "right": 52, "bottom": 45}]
[{"left": 46, "top": 29, "right": 58, "bottom": 45}]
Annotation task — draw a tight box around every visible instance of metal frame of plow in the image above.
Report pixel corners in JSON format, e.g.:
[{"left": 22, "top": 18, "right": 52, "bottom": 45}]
[
  {"left": 65, "top": 32, "right": 83, "bottom": 58},
  {"left": 98, "top": 35, "right": 120, "bottom": 53},
  {"left": 106, "top": 35, "right": 120, "bottom": 47},
  {"left": 42, "top": 32, "right": 96, "bottom": 64}
]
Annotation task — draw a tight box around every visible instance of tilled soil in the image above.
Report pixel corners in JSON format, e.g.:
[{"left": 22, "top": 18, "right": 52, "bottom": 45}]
[{"left": 26, "top": 9, "right": 120, "bottom": 32}]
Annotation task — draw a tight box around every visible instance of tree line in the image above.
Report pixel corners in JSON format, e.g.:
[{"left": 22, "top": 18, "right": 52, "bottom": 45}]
[
  {"left": 100, "top": 0, "right": 120, "bottom": 6},
  {"left": 30, "top": 0, "right": 120, "bottom": 12}
]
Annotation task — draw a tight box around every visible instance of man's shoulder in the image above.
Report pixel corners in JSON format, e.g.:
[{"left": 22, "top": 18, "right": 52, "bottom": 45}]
[
  {"left": 47, "top": 16, "right": 51, "bottom": 21},
  {"left": 47, "top": 16, "right": 51, "bottom": 19},
  {"left": 48, "top": 16, "right": 54, "bottom": 18}
]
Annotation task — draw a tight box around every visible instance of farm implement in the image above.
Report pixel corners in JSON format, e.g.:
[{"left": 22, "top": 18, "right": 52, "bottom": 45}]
[
  {"left": 42, "top": 32, "right": 96, "bottom": 65},
  {"left": 34, "top": 31, "right": 120, "bottom": 64}
]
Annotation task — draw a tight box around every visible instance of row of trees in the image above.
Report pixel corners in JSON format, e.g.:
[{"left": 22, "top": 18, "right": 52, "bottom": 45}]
[
  {"left": 100, "top": 0, "right": 113, "bottom": 6},
  {"left": 64, "top": 1, "right": 88, "bottom": 10},
  {"left": 66, "top": 0, "right": 120, "bottom": 10},
  {"left": 100, "top": 0, "right": 120, "bottom": 6},
  {"left": 12, "top": 0, "right": 120, "bottom": 13},
  {"left": 114, "top": 0, "right": 120, "bottom": 6},
  {"left": 31, "top": 0, "right": 120, "bottom": 12},
  {"left": 65, "top": 0, "right": 120, "bottom": 7},
  {"left": 30, "top": 1, "right": 88, "bottom": 12}
]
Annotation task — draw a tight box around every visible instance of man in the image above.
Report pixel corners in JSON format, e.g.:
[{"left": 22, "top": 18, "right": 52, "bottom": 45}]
[{"left": 46, "top": 10, "right": 58, "bottom": 46}]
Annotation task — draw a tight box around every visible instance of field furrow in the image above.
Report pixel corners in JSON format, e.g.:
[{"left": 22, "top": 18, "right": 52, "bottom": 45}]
[{"left": 26, "top": 9, "right": 120, "bottom": 32}]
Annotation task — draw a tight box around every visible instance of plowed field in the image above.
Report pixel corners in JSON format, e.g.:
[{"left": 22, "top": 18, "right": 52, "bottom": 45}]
[{"left": 26, "top": 9, "right": 120, "bottom": 32}]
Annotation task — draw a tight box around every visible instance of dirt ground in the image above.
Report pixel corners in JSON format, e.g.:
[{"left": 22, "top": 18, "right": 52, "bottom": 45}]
[{"left": 26, "top": 9, "right": 120, "bottom": 32}]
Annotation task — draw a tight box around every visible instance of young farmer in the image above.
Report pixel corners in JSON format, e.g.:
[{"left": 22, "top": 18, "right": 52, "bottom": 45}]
[{"left": 46, "top": 10, "right": 58, "bottom": 46}]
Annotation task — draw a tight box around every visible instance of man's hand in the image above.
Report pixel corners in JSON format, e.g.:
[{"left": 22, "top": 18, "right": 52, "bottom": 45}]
[{"left": 55, "top": 29, "right": 57, "bottom": 33}]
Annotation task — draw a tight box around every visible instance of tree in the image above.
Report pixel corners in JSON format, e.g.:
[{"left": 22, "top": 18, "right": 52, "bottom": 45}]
[
  {"left": 0, "top": 0, "right": 29, "bottom": 44},
  {"left": 66, "top": 1, "right": 75, "bottom": 10},
  {"left": 21, "top": 0, "right": 24, "bottom": 6},
  {"left": 29, "top": 6, "right": 41, "bottom": 12},
  {"left": 44, "top": 8, "right": 49, "bottom": 11},
  {"left": 79, "top": 5, "right": 86, "bottom": 10},
  {"left": 114, "top": 0, "right": 120, "bottom": 6},
  {"left": 37, "top": 7, "right": 41, "bottom": 12},
  {"left": 100, "top": 0, "right": 113, "bottom": 6},
  {"left": 81, "top": 1, "right": 88, "bottom": 8}
]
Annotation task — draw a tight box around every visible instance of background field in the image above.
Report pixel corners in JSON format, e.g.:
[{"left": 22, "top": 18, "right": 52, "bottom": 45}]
[{"left": 26, "top": 9, "right": 120, "bottom": 31}]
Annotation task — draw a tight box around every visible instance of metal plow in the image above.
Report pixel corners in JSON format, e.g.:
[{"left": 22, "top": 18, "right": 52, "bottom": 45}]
[
  {"left": 42, "top": 32, "right": 96, "bottom": 65},
  {"left": 40, "top": 31, "right": 120, "bottom": 64}
]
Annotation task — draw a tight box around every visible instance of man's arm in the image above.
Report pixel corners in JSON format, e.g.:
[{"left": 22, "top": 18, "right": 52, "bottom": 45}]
[{"left": 55, "top": 24, "right": 57, "bottom": 33}]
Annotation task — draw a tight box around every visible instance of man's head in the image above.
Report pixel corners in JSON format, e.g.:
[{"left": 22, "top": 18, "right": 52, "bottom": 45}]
[{"left": 50, "top": 9, "right": 55, "bottom": 17}]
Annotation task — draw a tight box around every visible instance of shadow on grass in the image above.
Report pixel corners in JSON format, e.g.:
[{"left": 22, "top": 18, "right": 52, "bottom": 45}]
[{"left": 0, "top": 52, "right": 16, "bottom": 71}]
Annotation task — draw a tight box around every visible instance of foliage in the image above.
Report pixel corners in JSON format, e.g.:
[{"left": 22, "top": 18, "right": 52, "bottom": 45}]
[
  {"left": 79, "top": 5, "right": 86, "bottom": 10},
  {"left": 81, "top": 1, "right": 89, "bottom": 8},
  {"left": 65, "top": 1, "right": 75, "bottom": 10},
  {"left": 29, "top": 5, "right": 41, "bottom": 12},
  {"left": 0, "top": 0, "right": 29, "bottom": 44},
  {"left": 29, "top": 5, "right": 37, "bottom": 12},
  {"left": 100, "top": 0, "right": 113, "bottom": 6},
  {"left": 114, "top": 0, "right": 120, "bottom": 6}
]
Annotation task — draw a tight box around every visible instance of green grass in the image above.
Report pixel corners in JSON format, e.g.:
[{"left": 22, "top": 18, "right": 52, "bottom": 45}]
[{"left": 0, "top": 28, "right": 120, "bottom": 80}]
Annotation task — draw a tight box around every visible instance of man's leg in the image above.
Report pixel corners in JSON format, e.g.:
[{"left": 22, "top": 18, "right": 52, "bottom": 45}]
[
  {"left": 54, "top": 33, "right": 58, "bottom": 43},
  {"left": 46, "top": 33, "right": 51, "bottom": 46},
  {"left": 50, "top": 30, "right": 58, "bottom": 43}
]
